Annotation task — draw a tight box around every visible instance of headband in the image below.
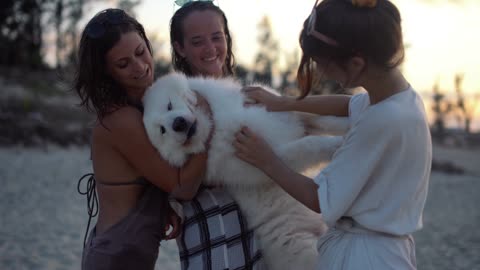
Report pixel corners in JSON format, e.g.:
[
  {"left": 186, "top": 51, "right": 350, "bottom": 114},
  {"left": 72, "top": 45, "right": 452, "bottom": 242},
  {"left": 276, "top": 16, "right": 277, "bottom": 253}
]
[{"left": 351, "top": 0, "right": 378, "bottom": 8}]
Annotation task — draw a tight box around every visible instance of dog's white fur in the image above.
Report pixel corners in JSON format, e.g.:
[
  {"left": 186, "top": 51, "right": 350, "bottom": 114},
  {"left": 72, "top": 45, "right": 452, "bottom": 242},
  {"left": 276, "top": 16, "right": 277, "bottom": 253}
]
[{"left": 143, "top": 72, "right": 345, "bottom": 270}]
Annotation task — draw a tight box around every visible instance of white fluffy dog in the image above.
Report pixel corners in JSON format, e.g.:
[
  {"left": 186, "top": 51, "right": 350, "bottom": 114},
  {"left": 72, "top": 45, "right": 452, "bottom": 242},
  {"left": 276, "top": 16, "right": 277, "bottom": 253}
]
[{"left": 143, "top": 72, "right": 345, "bottom": 270}]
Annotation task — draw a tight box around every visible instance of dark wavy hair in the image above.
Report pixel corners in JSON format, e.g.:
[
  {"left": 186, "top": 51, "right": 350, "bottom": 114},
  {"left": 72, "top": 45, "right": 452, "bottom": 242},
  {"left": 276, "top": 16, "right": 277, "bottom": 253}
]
[
  {"left": 297, "top": 0, "right": 404, "bottom": 98},
  {"left": 170, "top": 1, "right": 235, "bottom": 77},
  {"left": 73, "top": 8, "right": 153, "bottom": 119}
]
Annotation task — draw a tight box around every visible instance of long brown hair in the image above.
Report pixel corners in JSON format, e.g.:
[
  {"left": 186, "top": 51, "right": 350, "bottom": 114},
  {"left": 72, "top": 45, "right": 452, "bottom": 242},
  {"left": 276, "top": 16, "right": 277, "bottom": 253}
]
[
  {"left": 297, "top": 0, "right": 404, "bottom": 98},
  {"left": 73, "top": 9, "right": 153, "bottom": 119},
  {"left": 170, "top": 1, "right": 235, "bottom": 77}
]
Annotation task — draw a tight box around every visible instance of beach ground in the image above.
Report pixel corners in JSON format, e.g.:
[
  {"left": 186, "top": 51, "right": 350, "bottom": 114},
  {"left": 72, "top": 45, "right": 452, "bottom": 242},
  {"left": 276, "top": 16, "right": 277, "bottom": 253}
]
[{"left": 0, "top": 143, "right": 478, "bottom": 270}]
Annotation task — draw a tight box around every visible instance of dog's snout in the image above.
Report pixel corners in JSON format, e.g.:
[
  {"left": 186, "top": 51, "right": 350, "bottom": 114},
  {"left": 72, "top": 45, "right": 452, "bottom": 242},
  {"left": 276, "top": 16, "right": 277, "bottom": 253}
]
[{"left": 172, "top": 117, "right": 188, "bottom": 132}]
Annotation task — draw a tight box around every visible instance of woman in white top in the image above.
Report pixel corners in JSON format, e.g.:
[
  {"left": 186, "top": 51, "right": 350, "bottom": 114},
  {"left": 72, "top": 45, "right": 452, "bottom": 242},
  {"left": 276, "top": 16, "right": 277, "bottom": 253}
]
[{"left": 233, "top": 0, "right": 432, "bottom": 269}]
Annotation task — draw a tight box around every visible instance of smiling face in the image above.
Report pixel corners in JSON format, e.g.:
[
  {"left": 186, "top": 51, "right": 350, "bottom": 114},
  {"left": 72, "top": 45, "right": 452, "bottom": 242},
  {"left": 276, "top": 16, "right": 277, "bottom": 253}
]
[
  {"left": 105, "top": 31, "right": 154, "bottom": 100},
  {"left": 174, "top": 10, "right": 227, "bottom": 78}
]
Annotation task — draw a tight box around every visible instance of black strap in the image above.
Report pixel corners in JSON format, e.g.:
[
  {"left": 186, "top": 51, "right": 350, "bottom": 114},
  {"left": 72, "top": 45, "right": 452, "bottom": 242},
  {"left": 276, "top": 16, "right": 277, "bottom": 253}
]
[
  {"left": 77, "top": 173, "right": 99, "bottom": 248},
  {"left": 77, "top": 173, "right": 149, "bottom": 247}
]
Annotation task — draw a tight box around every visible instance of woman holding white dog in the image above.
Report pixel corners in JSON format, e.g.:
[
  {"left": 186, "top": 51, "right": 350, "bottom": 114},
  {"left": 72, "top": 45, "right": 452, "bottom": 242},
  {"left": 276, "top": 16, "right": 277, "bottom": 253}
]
[
  {"left": 234, "top": 0, "right": 431, "bottom": 269},
  {"left": 75, "top": 8, "right": 216, "bottom": 270},
  {"left": 169, "top": 1, "right": 265, "bottom": 269}
]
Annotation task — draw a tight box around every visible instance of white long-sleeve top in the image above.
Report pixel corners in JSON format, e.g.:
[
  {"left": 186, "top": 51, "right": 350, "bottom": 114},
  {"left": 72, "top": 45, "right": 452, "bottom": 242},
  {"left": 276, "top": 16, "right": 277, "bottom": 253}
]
[{"left": 314, "top": 87, "right": 432, "bottom": 236}]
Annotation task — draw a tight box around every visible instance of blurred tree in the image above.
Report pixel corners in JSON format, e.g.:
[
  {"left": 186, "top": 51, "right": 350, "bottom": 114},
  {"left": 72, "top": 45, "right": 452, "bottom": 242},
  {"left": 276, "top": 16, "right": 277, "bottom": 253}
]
[
  {"left": 0, "top": 0, "right": 44, "bottom": 69},
  {"left": 48, "top": 0, "right": 86, "bottom": 69},
  {"left": 234, "top": 64, "right": 250, "bottom": 84},
  {"left": 118, "top": 0, "right": 142, "bottom": 16},
  {"left": 50, "top": 0, "right": 142, "bottom": 69},
  {"left": 278, "top": 49, "right": 299, "bottom": 95},
  {"left": 153, "top": 61, "right": 171, "bottom": 77},
  {"left": 431, "top": 81, "right": 453, "bottom": 137},
  {"left": 253, "top": 16, "right": 278, "bottom": 85},
  {"left": 54, "top": 0, "right": 64, "bottom": 69},
  {"left": 453, "top": 73, "right": 479, "bottom": 134},
  {"left": 0, "top": 1, "right": 16, "bottom": 67},
  {"left": 148, "top": 33, "right": 172, "bottom": 77},
  {"left": 0, "top": 0, "right": 142, "bottom": 70}
]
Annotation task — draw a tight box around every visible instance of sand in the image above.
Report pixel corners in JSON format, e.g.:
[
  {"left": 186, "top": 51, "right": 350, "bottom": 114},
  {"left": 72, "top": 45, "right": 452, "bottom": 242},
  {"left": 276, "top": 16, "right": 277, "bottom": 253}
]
[{"left": 0, "top": 144, "right": 478, "bottom": 270}]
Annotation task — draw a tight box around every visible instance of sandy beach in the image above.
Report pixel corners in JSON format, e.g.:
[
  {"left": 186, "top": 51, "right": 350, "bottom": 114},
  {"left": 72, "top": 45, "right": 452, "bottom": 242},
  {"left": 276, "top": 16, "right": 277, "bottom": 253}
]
[{"left": 0, "top": 143, "right": 479, "bottom": 270}]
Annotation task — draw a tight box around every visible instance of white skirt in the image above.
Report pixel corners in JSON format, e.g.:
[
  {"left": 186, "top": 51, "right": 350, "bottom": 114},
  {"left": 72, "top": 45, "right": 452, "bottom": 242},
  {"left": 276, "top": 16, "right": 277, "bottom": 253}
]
[{"left": 316, "top": 218, "right": 417, "bottom": 270}]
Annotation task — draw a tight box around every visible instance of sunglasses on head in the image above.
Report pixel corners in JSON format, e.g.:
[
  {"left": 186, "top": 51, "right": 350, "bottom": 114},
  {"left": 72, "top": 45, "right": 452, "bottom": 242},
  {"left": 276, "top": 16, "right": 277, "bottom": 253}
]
[
  {"left": 85, "top": 9, "right": 126, "bottom": 39},
  {"left": 175, "top": 0, "right": 214, "bottom": 7},
  {"left": 306, "top": 0, "right": 339, "bottom": 47}
]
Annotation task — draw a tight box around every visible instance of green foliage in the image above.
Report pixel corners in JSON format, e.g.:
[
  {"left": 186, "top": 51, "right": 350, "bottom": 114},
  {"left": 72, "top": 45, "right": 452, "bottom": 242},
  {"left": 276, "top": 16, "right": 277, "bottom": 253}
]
[
  {"left": 0, "top": 0, "right": 143, "bottom": 70},
  {"left": 0, "top": 0, "right": 44, "bottom": 69}
]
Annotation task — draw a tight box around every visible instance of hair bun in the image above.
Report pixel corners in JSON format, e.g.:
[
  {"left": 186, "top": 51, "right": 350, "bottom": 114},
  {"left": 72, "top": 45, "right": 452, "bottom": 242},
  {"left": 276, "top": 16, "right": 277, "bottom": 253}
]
[{"left": 351, "top": 0, "right": 378, "bottom": 8}]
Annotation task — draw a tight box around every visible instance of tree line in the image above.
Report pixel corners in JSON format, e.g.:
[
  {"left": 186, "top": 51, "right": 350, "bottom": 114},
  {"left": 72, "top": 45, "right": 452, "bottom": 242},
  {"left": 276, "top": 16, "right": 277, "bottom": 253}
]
[
  {"left": 431, "top": 74, "right": 479, "bottom": 135},
  {"left": 0, "top": 0, "right": 346, "bottom": 93},
  {"left": 0, "top": 0, "right": 140, "bottom": 70},
  {"left": 1, "top": 0, "right": 478, "bottom": 135}
]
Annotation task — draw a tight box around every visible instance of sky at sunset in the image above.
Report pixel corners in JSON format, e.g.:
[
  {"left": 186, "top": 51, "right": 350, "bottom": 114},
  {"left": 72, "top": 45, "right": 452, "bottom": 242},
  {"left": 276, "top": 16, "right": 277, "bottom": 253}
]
[{"left": 77, "top": 0, "right": 480, "bottom": 130}]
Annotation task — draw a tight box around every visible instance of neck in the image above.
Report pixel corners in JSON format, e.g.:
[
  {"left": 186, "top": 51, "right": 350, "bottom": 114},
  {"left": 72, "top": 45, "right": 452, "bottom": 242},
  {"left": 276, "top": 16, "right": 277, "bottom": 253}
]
[
  {"left": 126, "top": 87, "right": 146, "bottom": 104},
  {"left": 362, "top": 67, "right": 409, "bottom": 105}
]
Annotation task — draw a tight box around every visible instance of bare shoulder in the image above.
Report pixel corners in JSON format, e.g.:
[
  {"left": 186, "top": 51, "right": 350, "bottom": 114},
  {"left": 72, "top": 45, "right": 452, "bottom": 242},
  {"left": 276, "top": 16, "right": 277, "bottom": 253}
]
[
  {"left": 92, "top": 106, "right": 179, "bottom": 192},
  {"left": 103, "top": 106, "right": 143, "bottom": 129},
  {"left": 93, "top": 107, "right": 143, "bottom": 139},
  {"left": 91, "top": 106, "right": 150, "bottom": 161}
]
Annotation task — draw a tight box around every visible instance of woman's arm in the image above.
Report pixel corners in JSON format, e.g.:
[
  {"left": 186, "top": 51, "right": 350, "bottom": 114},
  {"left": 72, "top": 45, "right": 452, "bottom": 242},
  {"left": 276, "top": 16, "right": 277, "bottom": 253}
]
[
  {"left": 103, "top": 106, "right": 208, "bottom": 196},
  {"left": 243, "top": 86, "right": 351, "bottom": 116},
  {"left": 283, "top": 95, "right": 350, "bottom": 117},
  {"left": 233, "top": 127, "right": 320, "bottom": 212},
  {"left": 169, "top": 153, "right": 206, "bottom": 200}
]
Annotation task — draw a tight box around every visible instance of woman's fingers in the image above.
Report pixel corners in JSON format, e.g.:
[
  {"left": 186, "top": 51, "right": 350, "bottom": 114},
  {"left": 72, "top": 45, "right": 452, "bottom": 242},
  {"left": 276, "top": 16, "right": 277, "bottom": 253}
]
[
  {"left": 241, "top": 86, "right": 263, "bottom": 93},
  {"left": 241, "top": 126, "right": 253, "bottom": 136},
  {"left": 233, "top": 127, "right": 261, "bottom": 163},
  {"left": 242, "top": 87, "right": 265, "bottom": 106},
  {"left": 232, "top": 139, "right": 249, "bottom": 153},
  {"left": 164, "top": 209, "right": 182, "bottom": 240},
  {"left": 235, "top": 127, "right": 248, "bottom": 140},
  {"left": 244, "top": 97, "right": 258, "bottom": 105},
  {"left": 234, "top": 151, "right": 255, "bottom": 165}
]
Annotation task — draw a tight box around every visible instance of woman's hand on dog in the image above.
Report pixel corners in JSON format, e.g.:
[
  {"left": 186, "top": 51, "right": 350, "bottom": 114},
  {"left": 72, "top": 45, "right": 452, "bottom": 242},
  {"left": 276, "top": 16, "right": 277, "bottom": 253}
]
[
  {"left": 242, "top": 86, "right": 289, "bottom": 112},
  {"left": 164, "top": 206, "right": 182, "bottom": 240},
  {"left": 233, "top": 126, "right": 281, "bottom": 175}
]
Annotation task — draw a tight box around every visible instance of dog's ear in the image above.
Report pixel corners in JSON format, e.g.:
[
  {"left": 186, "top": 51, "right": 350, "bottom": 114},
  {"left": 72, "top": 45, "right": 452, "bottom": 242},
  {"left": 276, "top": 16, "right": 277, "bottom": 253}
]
[{"left": 183, "top": 88, "right": 197, "bottom": 108}]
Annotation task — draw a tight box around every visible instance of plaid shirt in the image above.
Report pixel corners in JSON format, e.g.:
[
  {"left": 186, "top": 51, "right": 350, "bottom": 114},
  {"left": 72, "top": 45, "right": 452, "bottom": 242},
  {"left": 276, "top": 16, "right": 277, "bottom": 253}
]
[{"left": 177, "top": 187, "right": 265, "bottom": 270}]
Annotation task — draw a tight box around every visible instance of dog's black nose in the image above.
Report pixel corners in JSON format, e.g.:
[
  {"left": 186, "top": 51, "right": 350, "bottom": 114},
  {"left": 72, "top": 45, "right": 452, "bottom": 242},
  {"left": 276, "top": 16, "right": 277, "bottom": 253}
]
[{"left": 172, "top": 117, "right": 188, "bottom": 132}]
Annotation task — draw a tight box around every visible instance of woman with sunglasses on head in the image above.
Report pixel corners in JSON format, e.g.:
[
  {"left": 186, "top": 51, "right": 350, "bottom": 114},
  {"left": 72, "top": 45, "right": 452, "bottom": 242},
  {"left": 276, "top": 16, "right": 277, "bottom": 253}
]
[
  {"left": 75, "top": 8, "right": 214, "bottom": 270},
  {"left": 169, "top": 1, "right": 265, "bottom": 270},
  {"left": 234, "top": 0, "right": 431, "bottom": 269}
]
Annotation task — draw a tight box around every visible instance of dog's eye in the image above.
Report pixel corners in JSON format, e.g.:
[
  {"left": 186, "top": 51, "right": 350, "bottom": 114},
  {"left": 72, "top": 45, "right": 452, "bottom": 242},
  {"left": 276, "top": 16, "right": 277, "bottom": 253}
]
[
  {"left": 167, "top": 102, "right": 172, "bottom": 111},
  {"left": 160, "top": 126, "right": 166, "bottom": 134}
]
